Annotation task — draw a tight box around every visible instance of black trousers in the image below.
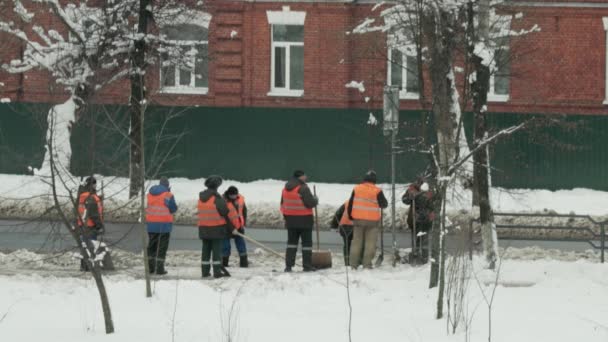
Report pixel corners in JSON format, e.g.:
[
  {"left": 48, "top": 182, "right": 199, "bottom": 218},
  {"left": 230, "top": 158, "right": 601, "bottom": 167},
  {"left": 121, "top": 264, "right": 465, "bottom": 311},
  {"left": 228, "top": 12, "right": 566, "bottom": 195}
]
[
  {"left": 340, "top": 228, "right": 354, "bottom": 266},
  {"left": 201, "top": 239, "right": 223, "bottom": 276},
  {"left": 147, "top": 233, "right": 171, "bottom": 271},
  {"left": 285, "top": 227, "right": 313, "bottom": 270}
]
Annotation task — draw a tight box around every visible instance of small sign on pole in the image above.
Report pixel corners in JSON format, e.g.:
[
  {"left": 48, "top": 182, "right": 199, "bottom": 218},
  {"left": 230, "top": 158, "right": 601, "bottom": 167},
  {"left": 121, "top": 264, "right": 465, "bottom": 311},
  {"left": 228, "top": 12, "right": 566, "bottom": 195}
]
[{"left": 383, "top": 85, "right": 400, "bottom": 136}]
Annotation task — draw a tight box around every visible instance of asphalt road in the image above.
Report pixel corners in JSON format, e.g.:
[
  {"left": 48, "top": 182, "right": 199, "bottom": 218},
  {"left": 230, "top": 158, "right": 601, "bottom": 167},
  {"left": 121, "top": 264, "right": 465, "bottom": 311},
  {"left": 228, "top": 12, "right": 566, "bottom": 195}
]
[{"left": 0, "top": 219, "right": 597, "bottom": 254}]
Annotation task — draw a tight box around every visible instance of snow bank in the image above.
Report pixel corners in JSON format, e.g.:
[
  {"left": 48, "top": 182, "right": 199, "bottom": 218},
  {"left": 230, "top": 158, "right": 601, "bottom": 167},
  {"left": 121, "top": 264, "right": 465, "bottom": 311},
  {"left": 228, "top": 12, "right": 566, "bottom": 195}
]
[
  {"left": 0, "top": 256, "right": 607, "bottom": 342},
  {"left": 0, "top": 174, "right": 606, "bottom": 229}
]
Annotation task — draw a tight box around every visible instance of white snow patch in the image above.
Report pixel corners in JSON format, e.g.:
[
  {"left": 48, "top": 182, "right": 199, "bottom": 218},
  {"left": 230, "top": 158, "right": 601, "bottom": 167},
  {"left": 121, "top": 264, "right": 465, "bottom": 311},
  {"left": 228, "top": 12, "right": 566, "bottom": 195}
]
[
  {"left": 0, "top": 98, "right": 10, "bottom": 103},
  {"left": 230, "top": 30, "right": 238, "bottom": 39},
  {"left": 345, "top": 80, "right": 365, "bottom": 93},
  {"left": 367, "top": 113, "right": 378, "bottom": 126}
]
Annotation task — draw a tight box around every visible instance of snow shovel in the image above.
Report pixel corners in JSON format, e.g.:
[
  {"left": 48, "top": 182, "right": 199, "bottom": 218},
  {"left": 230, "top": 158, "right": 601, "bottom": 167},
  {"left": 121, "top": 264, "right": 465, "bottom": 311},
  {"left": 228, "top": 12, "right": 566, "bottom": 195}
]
[
  {"left": 375, "top": 210, "right": 384, "bottom": 267},
  {"left": 311, "top": 186, "right": 332, "bottom": 269},
  {"left": 233, "top": 231, "right": 285, "bottom": 260}
]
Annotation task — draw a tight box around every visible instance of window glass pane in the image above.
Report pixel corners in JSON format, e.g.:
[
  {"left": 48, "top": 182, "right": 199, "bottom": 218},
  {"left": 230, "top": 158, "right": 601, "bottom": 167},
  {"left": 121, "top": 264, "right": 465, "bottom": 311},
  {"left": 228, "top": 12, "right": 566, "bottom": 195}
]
[
  {"left": 195, "top": 44, "right": 208, "bottom": 88},
  {"left": 161, "top": 53, "right": 175, "bottom": 87},
  {"left": 406, "top": 55, "right": 419, "bottom": 93},
  {"left": 289, "top": 46, "right": 304, "bottom": 90},
  {"left": 179, "top": 68, "right": 191, "bottom": 86},
  {"left": 162, "top": 25, "right": 208, "bottom": 41},
  {"left": 390, "top": 49, "right": 402, "bottom": 87},
  {"left": 494, "top": 50, "right": 510, "bottom": 95},
  {"left": 274, "top": 46, "right": 286, "bottom": 88},
  {"left": 273, "top": 25, "right": 304, "bottom": 42}
]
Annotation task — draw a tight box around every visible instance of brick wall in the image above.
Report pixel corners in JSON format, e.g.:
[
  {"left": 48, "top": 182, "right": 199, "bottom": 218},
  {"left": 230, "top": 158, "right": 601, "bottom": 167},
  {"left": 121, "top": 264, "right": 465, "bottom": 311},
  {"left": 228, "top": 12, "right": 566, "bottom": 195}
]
[{"left": 1, "top": 0, "right": 607, "bottom": 115}]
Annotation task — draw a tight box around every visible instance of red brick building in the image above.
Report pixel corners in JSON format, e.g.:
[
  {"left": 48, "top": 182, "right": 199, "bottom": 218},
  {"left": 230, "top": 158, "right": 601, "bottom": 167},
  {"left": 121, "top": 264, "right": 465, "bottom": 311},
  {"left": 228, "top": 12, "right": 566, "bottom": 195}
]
[{"left": 1, "top": 0, "right": 608, "bottom": 115}]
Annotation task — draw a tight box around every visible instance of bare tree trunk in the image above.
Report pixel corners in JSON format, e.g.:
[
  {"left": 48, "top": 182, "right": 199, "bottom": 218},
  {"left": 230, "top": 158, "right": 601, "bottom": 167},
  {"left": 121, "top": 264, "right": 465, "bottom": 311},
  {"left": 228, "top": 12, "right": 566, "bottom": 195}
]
[
  {"left": 468, "top": 0, "right": 498, "bottom": 269},
  {"left": 129, "top": 0, "right": 153, "bottom": 296},
  {"left": 47, "top": 112, "right": 114, "bottom": 334},
  {"left": 436, "top": 185, "right": 448, "bottom": 319},
  {"left": 422, "top": 7, "right": 459, "bottom": 289},
  {"left": 129, "top": 0, "right": 150, "bottom": 199}
]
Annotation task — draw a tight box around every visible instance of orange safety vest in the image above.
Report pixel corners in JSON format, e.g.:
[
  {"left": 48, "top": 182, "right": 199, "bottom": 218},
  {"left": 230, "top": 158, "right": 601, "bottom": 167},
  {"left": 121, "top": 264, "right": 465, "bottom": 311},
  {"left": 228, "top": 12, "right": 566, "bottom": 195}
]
[
  {"left": 280, "top": 185, "right": 313, "bottom": 216},
  {"left": 145, "top": 192, "right": 174, "bottom": 223},
  {"left": 227, "top": 195, "right": 246, "bottom": 229},
  {"left": 78, "top": 192, "right": 103, "bottom": 228},
  {"left": 351, "top": 182, "right": 381, "bottom": 221},
  {"left": 339, "top": 200, "right": 353, "bottom": 226},
  {"left": 197, "top": 196, "right": 227, "bottom": 227}
]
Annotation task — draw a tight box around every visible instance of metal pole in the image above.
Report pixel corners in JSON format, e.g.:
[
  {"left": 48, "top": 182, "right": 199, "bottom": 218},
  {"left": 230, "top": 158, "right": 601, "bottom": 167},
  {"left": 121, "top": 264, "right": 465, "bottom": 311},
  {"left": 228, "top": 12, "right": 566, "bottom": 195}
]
[
  {"left": 469, "top": 219, "right": 473, "bottom": 261},
  {"left": 601, "top": 223, "right": 605, "bottom": 264},
  {"left": 391, "top": 129, "right": 397, "bottom": 262}
]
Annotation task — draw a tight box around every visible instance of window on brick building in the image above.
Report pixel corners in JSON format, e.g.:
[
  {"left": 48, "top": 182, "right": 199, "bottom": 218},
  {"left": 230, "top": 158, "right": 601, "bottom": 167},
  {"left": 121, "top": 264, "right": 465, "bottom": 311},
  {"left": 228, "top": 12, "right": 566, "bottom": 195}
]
[
  {"left": 160, "top": 24, "right": 209, "bottom": 94},
  {"left": 488, "top": 19, "right": 511, "bottom": 102},
  {"left": 270, "top": 24, "right": 304, "bottom": 96},
  {"left": 388, "top": 48, "right": 419, "bottom": 99}
]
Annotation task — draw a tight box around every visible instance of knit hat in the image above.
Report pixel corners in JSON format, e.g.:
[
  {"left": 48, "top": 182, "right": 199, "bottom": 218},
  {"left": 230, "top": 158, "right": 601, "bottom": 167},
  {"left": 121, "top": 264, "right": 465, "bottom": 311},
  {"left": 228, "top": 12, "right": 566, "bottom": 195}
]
[
  {"left": 159, "top": 176, "right": 170, "bottom": 188},
  {"left": 226, "top": 186, "right": 239, "bottom": 196},
  {"left": 204, "top": 175, "right": 223, "bottom": 189},
  {"left": 293, "top": 170, "right": 305, "bottom": 178},
  {"left": 84, "top": 176, "right": 97, "bottom": 190},
  {"left": 363, "top": 170, "right": 377, "bottom": 183}
]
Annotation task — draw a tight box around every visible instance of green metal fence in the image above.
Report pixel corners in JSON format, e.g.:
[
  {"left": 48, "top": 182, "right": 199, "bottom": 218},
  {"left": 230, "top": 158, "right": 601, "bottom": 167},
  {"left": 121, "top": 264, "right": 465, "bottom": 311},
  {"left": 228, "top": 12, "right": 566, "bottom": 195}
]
[{"left": 0, "top": 103, "right": 606, "bottom": 190}]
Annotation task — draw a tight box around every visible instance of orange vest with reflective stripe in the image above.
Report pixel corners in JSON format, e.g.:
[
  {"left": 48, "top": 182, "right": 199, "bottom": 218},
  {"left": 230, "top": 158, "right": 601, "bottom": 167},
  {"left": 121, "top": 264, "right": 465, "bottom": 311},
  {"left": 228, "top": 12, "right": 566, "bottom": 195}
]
[
  {"left": 146, "top": 192, "right": 174, "bottom": 223},
  {"left": 339, "top": 200, "right": 353, "bottom": 226},
  {"left": 197, "top": 196, "right": 227, "bottom": 227},
  {"left": 78, "top": 192, "right": 103, "bottom": 227},
  {"left": 227, "top": 195, "right": 246, "bottom": 229},
  {"left": 280, "top": 185, "right": 313, "bottom": 216},
  {"left": 351, "top": 182, "right": 381, "bottom": 221}
]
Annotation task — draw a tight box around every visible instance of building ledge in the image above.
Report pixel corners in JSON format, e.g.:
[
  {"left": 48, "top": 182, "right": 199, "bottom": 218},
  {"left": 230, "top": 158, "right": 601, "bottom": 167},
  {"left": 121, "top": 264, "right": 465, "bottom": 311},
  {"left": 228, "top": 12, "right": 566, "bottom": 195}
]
[
  {"left": 267, "top": 90, "right": 304, "bottom": 97},
  {"left": 159, "top": 87, "right": 209, "bottom": 95},
  {"left": 488, "top": 94, "right": 510, "bottom": 102}
]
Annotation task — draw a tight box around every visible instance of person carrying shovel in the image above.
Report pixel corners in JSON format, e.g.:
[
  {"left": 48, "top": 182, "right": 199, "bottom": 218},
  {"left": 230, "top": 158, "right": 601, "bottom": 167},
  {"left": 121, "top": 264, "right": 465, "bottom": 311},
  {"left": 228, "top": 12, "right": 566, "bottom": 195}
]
[
  {"left": 280, "top": 170, "right": 318, "bottom": 272},
  {"left": 347, "top": 170, "right": 388, "bottom": 269}
]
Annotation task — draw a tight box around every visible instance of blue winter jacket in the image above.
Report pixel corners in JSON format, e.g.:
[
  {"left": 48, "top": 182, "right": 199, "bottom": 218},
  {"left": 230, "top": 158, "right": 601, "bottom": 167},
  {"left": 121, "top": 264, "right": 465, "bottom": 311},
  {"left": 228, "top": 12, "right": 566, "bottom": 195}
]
[{"left": 146, "top": 185, "right": 178, "bottom": 233}]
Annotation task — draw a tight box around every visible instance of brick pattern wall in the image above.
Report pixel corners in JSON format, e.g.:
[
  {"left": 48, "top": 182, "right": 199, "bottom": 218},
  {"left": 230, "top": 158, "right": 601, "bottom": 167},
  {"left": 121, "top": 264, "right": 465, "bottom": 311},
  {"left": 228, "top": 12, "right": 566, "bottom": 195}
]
[{"left": 0, "top": 1, "right": 607, "bottom": 115}]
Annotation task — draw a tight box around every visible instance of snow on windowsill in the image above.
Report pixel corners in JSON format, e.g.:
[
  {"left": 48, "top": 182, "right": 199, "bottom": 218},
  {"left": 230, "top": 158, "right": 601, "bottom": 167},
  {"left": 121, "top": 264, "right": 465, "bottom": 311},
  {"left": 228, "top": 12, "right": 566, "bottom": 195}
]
[
  {"left": 488, "top": 94, "right": 510, "bottom": 102},
  {"left": 267, "top": 90, "right": 304, "bottom": 98},
  {"left": 160, "top": 87, "right": 209, "bottom": 95},
  {"left": 603, "top": 99, "right": 608, "bottom": 105},
  {"left": 399, "top": 92, "right": 420, "bottom": 100}
]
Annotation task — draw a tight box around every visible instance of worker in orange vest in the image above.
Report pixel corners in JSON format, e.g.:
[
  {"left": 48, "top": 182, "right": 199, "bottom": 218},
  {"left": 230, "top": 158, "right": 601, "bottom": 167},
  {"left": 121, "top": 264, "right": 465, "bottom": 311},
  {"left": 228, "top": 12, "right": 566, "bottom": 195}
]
[
  {"left": 76, "top": 176, "right": 104, "bottom": 271},
  {"left": 280, "top": 170, "right": 318, "bottom": 272},
  {"left": 198, "top": 175, "right": 235, "bottom": 278},
  {"left": 222, "top": 186, "right": 249, "bottom": 268},
  {"left": 330, "top": 200, "right": 355, "bottom": 266},
  {"left": 347, "top": 170, "right": 388, "bottom": 269},
  {"left": 145, "top": 177, "right": 178, "bottom": 275}
]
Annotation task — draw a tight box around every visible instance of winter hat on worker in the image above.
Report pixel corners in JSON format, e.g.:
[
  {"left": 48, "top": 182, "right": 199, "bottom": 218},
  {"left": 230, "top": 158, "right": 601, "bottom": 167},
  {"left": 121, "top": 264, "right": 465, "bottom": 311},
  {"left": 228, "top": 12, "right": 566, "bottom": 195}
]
[
  {"left": 363, "top": 170, "right": 377, "bottom": 183},
  {"left": 159, "top": 176, "right": 170, "bottom": 188},
  {"left": 84, "top": 176, "right": 97, "bottom": 190},
  {"left": 293, "top": 170, "right": 306, "bottom": 178},
  {"left": 226, "top": 186, "right": 239, "bottom": 196},
  {"left": 204, "top": 175, "right": 223, "bottom": 189},
  {"left": 420, "top": 182, "right": 430, "bottom": 192}
]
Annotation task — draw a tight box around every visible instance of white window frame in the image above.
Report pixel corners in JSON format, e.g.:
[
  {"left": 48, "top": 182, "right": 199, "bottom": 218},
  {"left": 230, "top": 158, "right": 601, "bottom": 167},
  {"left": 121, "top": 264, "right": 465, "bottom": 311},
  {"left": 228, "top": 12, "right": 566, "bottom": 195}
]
[
  {"left": 488, "top": 15, "right": 512, "bottom": 103},
  {"left": 159, "top": 39, "right": 209, "bottom": 95},
  {"left": 267, "top": 7, "right": 306, "bottom": 97},
  {"left": 158, "top": 20, "right": 211, "bottom": 95},
  {"left": 603, "top": 17, "right": 608, "bottom": 105},
  {"left": 387, "top": 47, "right": 420, "bottom": 100}
]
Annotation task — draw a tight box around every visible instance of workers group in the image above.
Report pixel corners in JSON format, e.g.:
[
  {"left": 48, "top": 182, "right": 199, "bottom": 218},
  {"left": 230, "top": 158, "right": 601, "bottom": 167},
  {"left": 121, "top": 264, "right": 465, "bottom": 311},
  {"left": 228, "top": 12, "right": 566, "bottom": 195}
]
[{"left": 76, "top": 170, "right": 434, "bottom": 278}]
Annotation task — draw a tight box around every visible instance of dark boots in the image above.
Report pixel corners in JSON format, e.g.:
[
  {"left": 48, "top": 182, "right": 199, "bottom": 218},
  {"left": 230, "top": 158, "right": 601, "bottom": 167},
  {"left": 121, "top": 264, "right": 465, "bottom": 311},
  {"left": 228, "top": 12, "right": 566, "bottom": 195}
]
[
  {"left": 222, "top": 256, "right": 230, "bottom": 267},
  {"left": 239, "top": 255, "right": 249, "bottom": 268},
  {"left": 155, "top": 259, "right": 167, "bottom": 275}
]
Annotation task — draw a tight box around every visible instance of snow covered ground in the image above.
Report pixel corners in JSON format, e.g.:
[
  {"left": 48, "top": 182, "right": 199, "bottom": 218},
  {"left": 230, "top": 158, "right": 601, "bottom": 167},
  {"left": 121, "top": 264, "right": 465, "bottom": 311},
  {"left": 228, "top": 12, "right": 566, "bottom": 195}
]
[
  {"left": 0, "top": 174, "right": 606, "bottom": 228},
  {"left": 0, "top": 248, "right": 607, "bottom": 342}
]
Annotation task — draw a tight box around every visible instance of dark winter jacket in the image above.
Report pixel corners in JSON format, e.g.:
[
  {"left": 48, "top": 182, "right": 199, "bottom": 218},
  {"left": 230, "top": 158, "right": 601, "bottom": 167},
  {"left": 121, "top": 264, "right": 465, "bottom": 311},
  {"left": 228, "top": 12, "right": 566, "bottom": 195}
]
[
  {"left": 146, "top": 185, "right": 178, "bottom": 234},
  {"left": 198, "top": 189, "right": 234, "bottom": 240},
  {"left": 346, "top": 182, "right": 389, "bottom": 220},
  {"left": 281, "top": 178, "right": 318, "bottom": 229},
  {"left": 330, "top": 204, "right": 353, "bottom": 237},
  {"left": 402, "top": 184, "right": 434, "bottom": 231}
]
